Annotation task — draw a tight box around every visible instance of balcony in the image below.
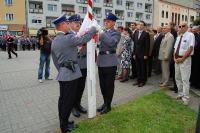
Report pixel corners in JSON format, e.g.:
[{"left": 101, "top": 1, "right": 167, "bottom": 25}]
[
  {"left": 136, "top": 12, "right": 143, "bottom": 21},
  {"left": 126, "top": 1, "right": 134, "bottom": 10},
  {"left": 115, "top": 10, "right": 124, "bottom": 20},
  {"left": 76, "top": 0, "right": 88, "bottom": 4},
  {"left": 62, "top": 4, "right": 75, "bottom": 16},
  {"left": 29, "top": 1, "right": 43, "bottom": 14},
  {"left": 145, "top": 8, "right": 152, "bottom": 13},
  {"left": 104, "top": 0, "right": 113, "bottom": 7},
  {"left": 93, "top": 8, "right": 102, "bottom": 18},
  {"left": 145, "top": 4, "right": 152, "bottom": 13}
]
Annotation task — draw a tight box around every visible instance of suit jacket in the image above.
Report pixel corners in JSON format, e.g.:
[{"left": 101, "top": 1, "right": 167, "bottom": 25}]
[
  {"left": 51, "top": 27, "right": 97, "bottom": 81},
  {"left": 158, "top": 32, "right": 174, "bottom": 60},
  {"left": 133, "top": 30, "right": 150, "bottom": 58},
  {"left": 97, "top": 28, "right": 121, "bottom": 67},
  {"left": 152, "top": 33, "right": 164, "bottom": 57}
]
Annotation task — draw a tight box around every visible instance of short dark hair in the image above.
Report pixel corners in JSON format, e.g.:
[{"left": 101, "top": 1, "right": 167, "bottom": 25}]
[
  {"left": 124, "top": 27, "right": 133, "bottom": 36},
  {"left": 117, "top": 26, "right": 124, "bottom": 30},
  {"left": 140, "top": 21, "right": 146, "bottom": 26},
  {"left": 131, "top": 22, "right": 137, "bottom": 26}
]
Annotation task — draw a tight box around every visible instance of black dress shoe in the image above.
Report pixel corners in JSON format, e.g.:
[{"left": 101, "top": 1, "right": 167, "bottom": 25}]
[
  {"left": 72, "top": 108, "right": 80, "bottom": 118},
  {"left": 120, "top": 78, "right": 129, "bottom": 82},
  {"left": 97, "top": 104, "right": 105, "bottom": 112},
  {"left": 68, "top": 120, "right": 74, "bottom": 125},
  {"left": 138, "top": 82, "right": 145, "bottom": 87},
  {"left": 77, "top": 105, "right": 87, "bottom": 114},
  {"left": 130, "top": 75, "right": 137, "bottom": 79},
  {"left": 62, "top": 123, "right": 78, "bottom": 133},
  {"left": 100, "top": 106, "right": 111, "bottom": 114}
]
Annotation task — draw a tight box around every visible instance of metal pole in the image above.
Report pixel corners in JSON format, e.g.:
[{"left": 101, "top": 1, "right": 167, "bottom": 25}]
[{"left": 87, "top": 0, "right": 97, "bottom": 118}]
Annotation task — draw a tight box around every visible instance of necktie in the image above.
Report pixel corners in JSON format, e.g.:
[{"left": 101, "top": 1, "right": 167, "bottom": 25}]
[{"left": 175, "top": 35, "right": 183, "bottom": 59}]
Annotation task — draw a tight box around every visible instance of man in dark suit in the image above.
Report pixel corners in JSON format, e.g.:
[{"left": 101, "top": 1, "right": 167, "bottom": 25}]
[
  {"left": 152, "top": 26, "right": 164, "bottom": 74},
  {"left": 190, "top": 26, "right": 200, "bottom": 89},
  {"left": 133, "top": 21, "right": 150, "bottom": 87},
  {"left": 169, "top": 22, "right": 178, "bottom": 93},
  {"left": 130, "top": 22, "right": 138, "bottom": 79}
]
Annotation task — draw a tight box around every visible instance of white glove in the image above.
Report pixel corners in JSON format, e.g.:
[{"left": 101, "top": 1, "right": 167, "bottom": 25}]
[{"left": 91, "top": 19, "right": 103, "bottom": 33}]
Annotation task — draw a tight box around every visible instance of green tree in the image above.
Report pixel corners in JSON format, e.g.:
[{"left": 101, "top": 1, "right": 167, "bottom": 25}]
[{"left": 193, "top": 17, "right": 200, "bottom": 25}]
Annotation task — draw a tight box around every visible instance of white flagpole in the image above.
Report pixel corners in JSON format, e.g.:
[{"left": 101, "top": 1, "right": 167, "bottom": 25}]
[{"left": 87, "top": 0, "right": 96, "bottom": 118}]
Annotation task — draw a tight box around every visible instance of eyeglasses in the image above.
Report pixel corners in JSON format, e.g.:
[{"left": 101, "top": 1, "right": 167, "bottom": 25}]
[{"left": 179, "top": 25, "right": 186, "bottom": 28}]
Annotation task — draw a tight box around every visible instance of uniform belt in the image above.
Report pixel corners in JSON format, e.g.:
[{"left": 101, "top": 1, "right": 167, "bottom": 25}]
[
  {"left": 99, "top": 50, "right": 116, "bottom": 55},
  {"left": 78, "top": 55, "right": 86, "bottom": 58}
]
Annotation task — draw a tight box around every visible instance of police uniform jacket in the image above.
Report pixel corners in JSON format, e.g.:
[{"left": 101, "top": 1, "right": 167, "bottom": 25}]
[
  {"left": 97, "top": 29, "right": 121, "bottom": 67},
  {"left": 77, "top": 44, "right": 87, "bottom": 69},
  {"left": 51, "top": 27, "right": 97, "bottom": 81}
]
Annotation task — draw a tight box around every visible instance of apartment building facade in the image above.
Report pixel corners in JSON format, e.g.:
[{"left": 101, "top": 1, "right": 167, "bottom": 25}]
[
  {"left": 27, "top": 0, "right": 154, "bottom": 35},
  {"left": 0, "top": 0, "right": 26, "bottom": 35}
]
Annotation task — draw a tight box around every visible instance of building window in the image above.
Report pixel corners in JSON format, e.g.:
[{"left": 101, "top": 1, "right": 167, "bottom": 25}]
[
  {"left": 105, "top": 9, "right": 112, "bottom": 15},
  {"left": 161, "top": 23, "right": 164, "bottom": 26},
  {"left": 166, "top": 11, "right": 168, "bottom": 18},
  {"left": 5, "top": 13, "right": 14, "bottom": 21},
  {"left": 146, "top": 14, "right": 151, "bottom": 20},
  {"left": 190, "top": 16, "right": 194, "bottom": 22},
  {"left": 32, "top": 19, "right": 42, "bottom": 24},
  {"left": 5, "top": 0, "right": 12, "bottom": 5},
  {"left": 116, "top": 0, "right": 122, "bottom": 5},
  {"left": 48, "top": 4, "right": 57, "bottom": 12},
  {"left": 117, "top": 22, "right": 122, "bottom": 26},
  {"left": 182, "top": 15, "right": 184, "bottom": 21},
  {"left": 46, "top": 17, "right": 56, "bottom": 28},
  {"left": 185, "top": 15, "right": 188, "bottom": 21},
  {"left": 127, "top": 12, "right": 133, "bottom": 18},
  {"left": 162, "top": 10, "right": 164, "bottom": 18},
  {"left": 79, "top": 6, "right": 87, "bottom": 14},
  {"left": 172, "top": 12, "right": 174, "bottom": 22},
  {"left": 137, "top": 3, "right": 142, "bottom": 8}
]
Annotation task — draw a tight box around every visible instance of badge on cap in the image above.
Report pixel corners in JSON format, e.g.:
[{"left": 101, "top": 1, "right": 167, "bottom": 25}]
[
  {"left": 68, "top": 14, "right": 81, "bottom": 22},
  {"left": 104, "top": 13, "right": 118, "bottom": 21}
]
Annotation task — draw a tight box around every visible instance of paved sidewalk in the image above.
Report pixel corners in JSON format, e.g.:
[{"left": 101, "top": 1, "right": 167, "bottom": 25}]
[{"left": 0, "top": 51, "right": 198, "bottom": 133}]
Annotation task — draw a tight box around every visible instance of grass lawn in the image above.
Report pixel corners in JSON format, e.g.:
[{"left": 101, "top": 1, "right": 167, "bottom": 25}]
[{"left": 72, "top": 91, "right": 197, "bottom": 133}]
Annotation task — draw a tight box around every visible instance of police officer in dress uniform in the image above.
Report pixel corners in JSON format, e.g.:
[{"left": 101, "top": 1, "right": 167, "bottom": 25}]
[
  {"left": 68, "top": 14, "right": 87, "bottom": 118},
  {"left": 97, "top": 13, "right": 121, "bottom": 114},
  {"left": 51, "top": 14, "right": 97, "bottom": 133}
]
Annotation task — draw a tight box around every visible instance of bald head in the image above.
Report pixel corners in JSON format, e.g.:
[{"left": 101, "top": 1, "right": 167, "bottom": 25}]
[
  {"left": 157, "top": 26, "right": 162, "bottom": 33},
  {"left": 192, "top": 26, "right": 199, "bottom": 33}
]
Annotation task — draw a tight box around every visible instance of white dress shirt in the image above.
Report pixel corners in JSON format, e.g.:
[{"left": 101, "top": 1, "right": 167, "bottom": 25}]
[{"left": 174, "top": 31, "right": 195, "bottom": 56}]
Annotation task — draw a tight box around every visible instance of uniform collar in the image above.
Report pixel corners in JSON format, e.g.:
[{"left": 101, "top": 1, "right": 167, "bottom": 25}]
[{"left": 57, "top": 31, "right": 66, "bottom": 34}]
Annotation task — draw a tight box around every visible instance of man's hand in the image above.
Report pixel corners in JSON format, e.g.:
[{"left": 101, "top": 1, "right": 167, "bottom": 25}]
[
  {"left": 133, "top": 55, "right": 136, "bottom": 60},
  {"left": 174, "top": 57, "right": 185, "bottom": 64},
  {"left": 144, "top": 56, "right": 148, "bottom": 60}
]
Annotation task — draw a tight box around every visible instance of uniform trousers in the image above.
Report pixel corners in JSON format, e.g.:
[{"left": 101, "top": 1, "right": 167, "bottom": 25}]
[
  {"left": 58, "top": 80, "right": 78, "bottom": 132},
  {"left": 98, "top": 66, "right": 117, "bottom": 107},
  {"left": 75, "top": 69, "right": 87, "bottom": 107},
  {"left": 175, "top": 57, "right": 191, "bottom": 100}
]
